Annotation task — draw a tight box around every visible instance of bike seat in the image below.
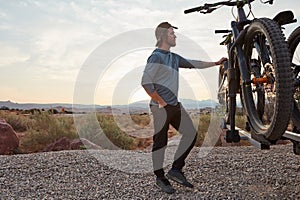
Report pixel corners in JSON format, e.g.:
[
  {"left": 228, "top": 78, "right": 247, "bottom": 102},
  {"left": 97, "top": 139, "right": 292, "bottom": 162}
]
[{"left": 273, "top": 10, "right": 297, "bottom": 26}]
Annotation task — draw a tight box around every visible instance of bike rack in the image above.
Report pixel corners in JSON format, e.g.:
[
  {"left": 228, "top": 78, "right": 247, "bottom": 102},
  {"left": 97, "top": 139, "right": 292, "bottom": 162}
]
[
  {"left": 283, "top": 131, "right": 300, "bottom": 143},
  {"left": 233, "top": 126, "right": 270, "bottom": 150},
  {"left": 225, "top": 126, "right": 300, "bottom": 155}
]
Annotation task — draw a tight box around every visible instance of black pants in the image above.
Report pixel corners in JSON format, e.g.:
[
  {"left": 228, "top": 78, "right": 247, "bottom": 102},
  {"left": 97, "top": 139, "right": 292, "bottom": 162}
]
[{"left": 150, "top": 102, "right": 197, "bottom": 177}]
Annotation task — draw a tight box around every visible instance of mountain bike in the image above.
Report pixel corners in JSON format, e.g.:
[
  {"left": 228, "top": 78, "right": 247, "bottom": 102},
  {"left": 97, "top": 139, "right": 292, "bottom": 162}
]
[
  {"left": 288, "top": 26, "right": 300, "bottom": 128},
  {"left": 287, "top": 26, "right": 300, "bottom": 154},
  {"left": 185, "top": 0, "right": 294, "bottom": 144}
]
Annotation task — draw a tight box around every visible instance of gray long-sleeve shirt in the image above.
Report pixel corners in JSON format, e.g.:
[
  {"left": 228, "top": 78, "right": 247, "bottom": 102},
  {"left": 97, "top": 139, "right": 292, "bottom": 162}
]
[{"left": 141, "top": 48, "right": 214, "bottom": 106}]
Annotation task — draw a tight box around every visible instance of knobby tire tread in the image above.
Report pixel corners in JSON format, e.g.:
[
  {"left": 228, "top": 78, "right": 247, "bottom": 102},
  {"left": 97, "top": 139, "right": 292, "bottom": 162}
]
[{"left": 244, "top": 18, "right": 293, "bottom": 141}]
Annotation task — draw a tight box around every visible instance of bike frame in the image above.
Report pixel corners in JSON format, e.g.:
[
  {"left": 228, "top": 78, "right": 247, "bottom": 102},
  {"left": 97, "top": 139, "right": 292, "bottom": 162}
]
[{"left": 225, "top": 3, "right": 253, "bottom": 136}]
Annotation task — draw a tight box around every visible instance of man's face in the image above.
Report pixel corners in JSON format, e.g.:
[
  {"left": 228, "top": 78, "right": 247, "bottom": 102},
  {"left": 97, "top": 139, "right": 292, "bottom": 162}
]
[{"left": 166, "top": 27, "right": 176, "bottom": 47}]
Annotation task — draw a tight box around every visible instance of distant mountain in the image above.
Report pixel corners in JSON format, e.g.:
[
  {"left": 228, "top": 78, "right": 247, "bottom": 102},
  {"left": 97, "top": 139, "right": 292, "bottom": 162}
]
[
  {"left": 0, "top": 99, "right": 218, "bottom": 112},
  {"left": 0, "top": 100, "right": 104, "bottom": 111},
  {"left": 128, "top": 99, "right": 218, "bottom": 110},
  {"left": 179, "top": 98, "right": 218, "bottom": 109}
]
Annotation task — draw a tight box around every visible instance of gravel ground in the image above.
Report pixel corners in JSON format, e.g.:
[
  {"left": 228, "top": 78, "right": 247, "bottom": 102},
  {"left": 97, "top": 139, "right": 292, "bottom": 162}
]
[{"left": 0, "top": 144, "right": 299, "bottom": 199}]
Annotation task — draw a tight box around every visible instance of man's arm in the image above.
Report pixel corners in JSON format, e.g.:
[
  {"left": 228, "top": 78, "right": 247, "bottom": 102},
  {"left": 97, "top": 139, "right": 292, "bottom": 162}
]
[
  {"left": 144, "top": 90, "right": 167, "bottom": 108},
  {"left": 141, "top": 82, "right": 167, "bottom": 108},
  {"left": 179, "top": 56, "right": 227, "bottom": 69}
]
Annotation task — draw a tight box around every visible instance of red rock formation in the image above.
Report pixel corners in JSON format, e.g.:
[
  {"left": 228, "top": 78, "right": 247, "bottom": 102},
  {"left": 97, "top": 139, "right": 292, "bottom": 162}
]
[
  {"left": 43, "top": 137, "right": 80, "bottom": 152},
  {"left": 43, "top": 137, "right": 103, "bottom": 152},
  {"left": 0, "top": 119, "right": 19, "bottom": 155}
]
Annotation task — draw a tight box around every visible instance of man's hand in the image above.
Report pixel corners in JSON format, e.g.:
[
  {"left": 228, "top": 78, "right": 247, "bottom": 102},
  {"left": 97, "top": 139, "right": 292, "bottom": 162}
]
[
  {"left": 147, "top": 91, "right": 167, "bottom": 108},
  {"left": 158, "top": 100, "right": 167, "bottom": 108},
  {"left": 215, "top": 57, "right": 228, "bottom": 65}
]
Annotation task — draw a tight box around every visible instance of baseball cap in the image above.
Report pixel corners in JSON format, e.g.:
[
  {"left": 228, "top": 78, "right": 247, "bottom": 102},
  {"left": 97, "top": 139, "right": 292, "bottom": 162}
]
[{"left": 155, "top": 22, "right": 178, "bottom": 46}]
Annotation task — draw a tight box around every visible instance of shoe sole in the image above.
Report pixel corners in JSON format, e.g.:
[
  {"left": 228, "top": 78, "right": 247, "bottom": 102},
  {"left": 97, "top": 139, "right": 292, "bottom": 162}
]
[
  {"left": 155, "top": 183, "right": 176, "bottom": 194},
  {"left": 166, "top": 173, "right": 184, "bottom": 184},
  {"left": 166, "top": 174, "right": 194, "bottom": 188}
]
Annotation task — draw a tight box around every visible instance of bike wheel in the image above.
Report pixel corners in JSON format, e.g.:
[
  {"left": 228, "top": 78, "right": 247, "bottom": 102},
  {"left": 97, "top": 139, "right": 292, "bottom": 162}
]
[
  {"left": 287, "top": 26, "right": 300, "bottom": 128},
  {"left": 243, "top": 18, "right": 293, "bottom": 141}
]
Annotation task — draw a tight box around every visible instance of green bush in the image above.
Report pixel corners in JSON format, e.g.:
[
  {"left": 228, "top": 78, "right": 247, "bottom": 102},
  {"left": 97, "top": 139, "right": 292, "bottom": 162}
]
[
  {"left": 97, "top": 114, "right": 134, "bottom": 150},
  {"left": 0, "top": 111, "right": 32, "bottom": 132},
  {"left": 130, "top": 114, "right": 151, "bottom": 127},
  {"left": 195, "top": 114, "right": 211, "bottom": 146},
  {"left": 21, "top": 112, "right": 77, "bottom": 152},
  {"left": 76, "top": 114, "right": 134, "bottom": 150},
  {"left": 235, "top": 114, "right": 247, "bottom": 129}
]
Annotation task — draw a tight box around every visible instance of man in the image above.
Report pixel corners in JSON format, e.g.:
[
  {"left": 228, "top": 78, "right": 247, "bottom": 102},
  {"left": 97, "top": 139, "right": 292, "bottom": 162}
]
[{"left": 141, "top": 22, "right": 227, "bottom": 194}]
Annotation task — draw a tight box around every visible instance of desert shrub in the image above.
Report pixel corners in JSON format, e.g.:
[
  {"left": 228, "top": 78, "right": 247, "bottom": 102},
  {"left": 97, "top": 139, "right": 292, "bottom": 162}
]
[
  {"left": 21, "top": 109, "right": 42, "bottom": 115},
  {"left": 97, "top": 114, "right": 134, "bottom": 149},
  {"left": 0, "top": 106, "right": 10, "bottom": 110},
  {"left": 194, "top": 114, "right": 211, "bottom": 146},
  {"left": 77, "top": 113, "right": 134, "bottom": 150},
  {"left": 190, "top": 113, "right": 224, "bottom": 147},
  {"left": 76, "top": 114, "right": 108, "bottom": 147},
  {"left": 235, "top": 114, "right": 247, "bottom": 129},
  {"left": 130, "top": 114, "right": 151, "bottom": 127},
  {"left": 0, "top": 111, "right": 32, "bottom": 132},
  {"left": 21, "top": 112, "right": 77, "bottom": 152},
  {"left": 47, "top": 109, "right": 59, "bottom": 114}
]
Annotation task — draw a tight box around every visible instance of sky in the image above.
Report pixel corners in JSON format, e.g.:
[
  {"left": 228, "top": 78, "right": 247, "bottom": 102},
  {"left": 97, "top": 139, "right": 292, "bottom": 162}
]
[{"left": 1, "top": 0, "right": 300, "bottom": 105}]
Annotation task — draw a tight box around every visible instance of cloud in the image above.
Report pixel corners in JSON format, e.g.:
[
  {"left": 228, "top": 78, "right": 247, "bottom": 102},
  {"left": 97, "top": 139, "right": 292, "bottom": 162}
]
[
  {"left": 0, "top": 0, "right": 300, "bottom": 103},
  {"left": 1, "top": 1, "right": 105, "bottom": 79},
  {"left": 0, "top": 44, "right": 30, "bottom": 67}
]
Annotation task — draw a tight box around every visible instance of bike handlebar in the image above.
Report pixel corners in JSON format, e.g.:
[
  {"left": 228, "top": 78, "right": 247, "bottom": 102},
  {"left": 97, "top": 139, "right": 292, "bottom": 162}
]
[
  {"left": 184, "top": 6, "right": 204, "bottom": 14},
  {"left": 184, "top": 0, "right": 273, "bottom": 14},
  {"left": 215, "top": 29, "right": 232, "bottom": 34}
]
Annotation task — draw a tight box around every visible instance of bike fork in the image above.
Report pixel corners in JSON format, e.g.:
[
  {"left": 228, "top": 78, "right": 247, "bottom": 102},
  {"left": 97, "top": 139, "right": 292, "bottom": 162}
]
[
  {"left": 226, "top": 66, "right": 241, "bottom": 143},
  {"left": 225, "top": 21, "right": 250, "bottom": 143}
]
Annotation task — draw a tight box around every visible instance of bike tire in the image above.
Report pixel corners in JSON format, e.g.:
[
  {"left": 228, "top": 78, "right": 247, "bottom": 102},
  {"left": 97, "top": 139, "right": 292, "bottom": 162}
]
[
  {"left": 243, "top": 18, "right": 293, "bottom": 141},
  {"left": 287, "top": 26, "right": 300, "bottom": 128}
]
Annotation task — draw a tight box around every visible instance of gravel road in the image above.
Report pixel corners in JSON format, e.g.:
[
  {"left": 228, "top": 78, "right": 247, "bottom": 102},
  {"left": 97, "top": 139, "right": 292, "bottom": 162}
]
[{"left": 0, "top": 144, "right": 299, "bottom": 199}]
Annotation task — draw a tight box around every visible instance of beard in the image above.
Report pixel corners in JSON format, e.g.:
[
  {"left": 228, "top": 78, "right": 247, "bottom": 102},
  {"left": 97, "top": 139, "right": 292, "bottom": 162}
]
[{"left": 168, "top": 40, "right": 176, "bottom": 47}]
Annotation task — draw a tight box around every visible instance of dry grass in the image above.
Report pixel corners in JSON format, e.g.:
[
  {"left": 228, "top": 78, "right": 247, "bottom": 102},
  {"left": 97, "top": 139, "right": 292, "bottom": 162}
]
[
  {"left": 72, "top": 113, "right": 135, "bottom": 150},
  {"left": 0, "top": 110, "right": 225, "bottom": 153},
  {"left": 192, "top": 114, "right": 211, "bottom": 146},
  {"left": 21, "top": 112, "right": 78, "bottom": 153},
  {"left": 130, "top": 114, "right": 151, "bottom": 128},
  {"left": 0, "top": 111, "right": 32, "bottom": 132},
  {"left": 235, "top": 114, "right": 247, "bottom": 129}
]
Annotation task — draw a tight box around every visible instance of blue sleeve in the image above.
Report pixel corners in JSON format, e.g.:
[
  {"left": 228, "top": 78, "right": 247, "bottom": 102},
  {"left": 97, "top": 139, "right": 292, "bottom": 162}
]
[
  {"left": 178, "top": 54, "right": 215, "bottom": 69},
  {"left": 178, "top": 54, "right": 195, "bottom": 69},
  {"left": 141, "top": 54, "right": 161, "bottom": 94}
]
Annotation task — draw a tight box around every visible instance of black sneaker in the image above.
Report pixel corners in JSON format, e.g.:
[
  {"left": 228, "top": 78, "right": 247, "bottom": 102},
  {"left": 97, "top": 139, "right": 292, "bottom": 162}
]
[
  {"left": 155, "top": 177, "right": 176, "bottom": 194},
  {"left": 166, "top": 169, "right": 194, "bottom": 188}
]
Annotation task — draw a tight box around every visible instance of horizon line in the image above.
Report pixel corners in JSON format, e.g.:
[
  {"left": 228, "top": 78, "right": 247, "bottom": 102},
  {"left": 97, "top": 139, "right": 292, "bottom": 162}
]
[{"left": 0, "top": 98, "right": 218, "bottom": 106}]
